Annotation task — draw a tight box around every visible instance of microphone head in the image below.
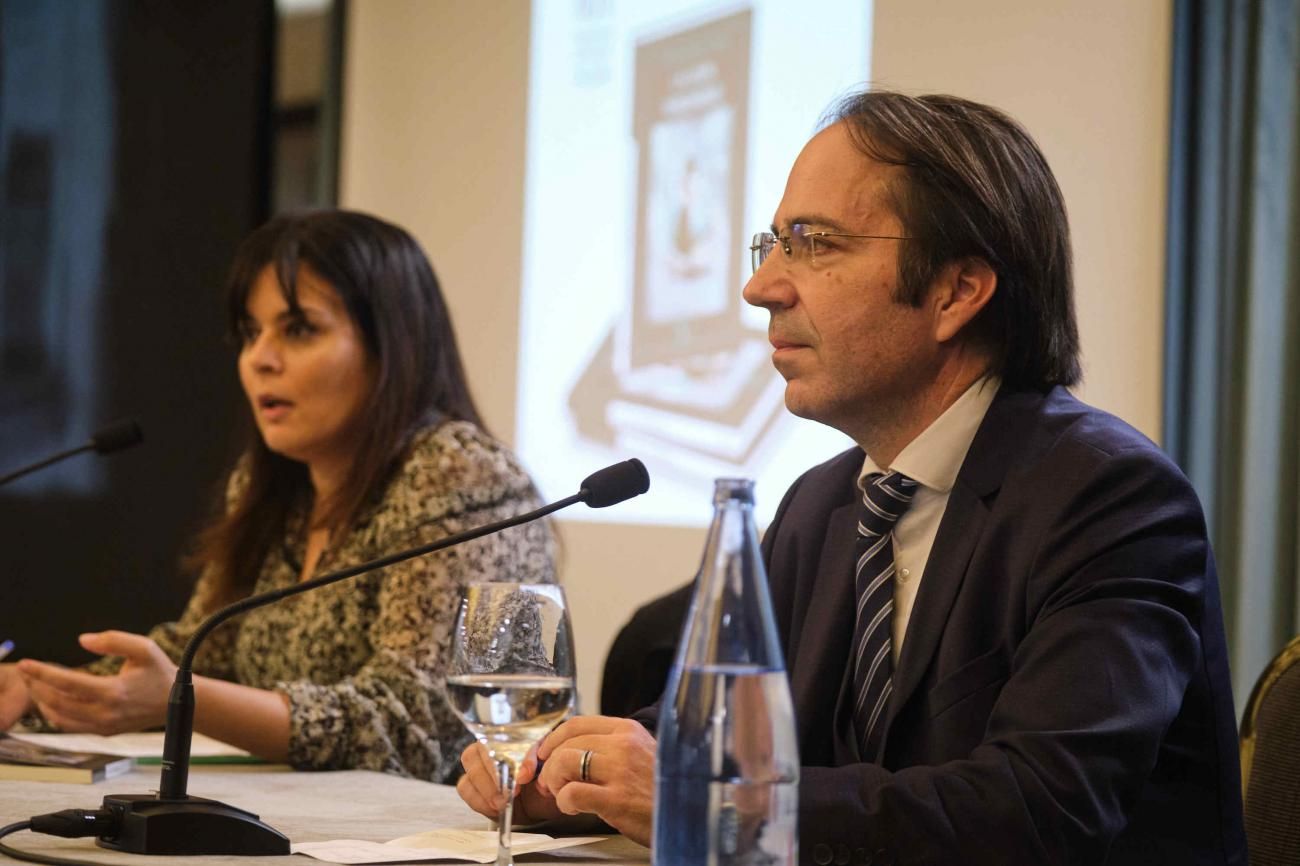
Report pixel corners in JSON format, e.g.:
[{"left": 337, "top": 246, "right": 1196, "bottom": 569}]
[
  {"left": 90, "top": 419, "right": 144, "bottom": 455},
  {"left": 579, "top": 458, "right": 650, "bottom": 508}
]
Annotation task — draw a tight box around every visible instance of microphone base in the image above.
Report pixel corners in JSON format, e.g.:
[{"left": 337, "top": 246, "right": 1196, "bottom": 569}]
[{"left": 96, "top": 792, "right": 290, "bottom": 855}]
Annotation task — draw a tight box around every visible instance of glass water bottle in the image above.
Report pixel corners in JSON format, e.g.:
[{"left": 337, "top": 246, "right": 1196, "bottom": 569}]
[{"left": 652, "top": 478, "right": 798, "bottom": 865}]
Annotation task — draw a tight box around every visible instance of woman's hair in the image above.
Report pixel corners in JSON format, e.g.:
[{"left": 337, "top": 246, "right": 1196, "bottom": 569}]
[{"left": 190, "top": 209, "right": 484, "bottom": 607}]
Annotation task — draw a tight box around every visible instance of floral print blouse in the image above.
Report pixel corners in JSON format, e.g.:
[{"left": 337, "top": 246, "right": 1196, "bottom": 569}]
[{"left": 107, "top": 421, "right": 556, "bottom": 781}]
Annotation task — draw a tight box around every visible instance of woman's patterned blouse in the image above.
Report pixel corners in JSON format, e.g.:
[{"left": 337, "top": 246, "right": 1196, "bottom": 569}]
[{"left": 114, "top": 421, "right": 556, "bottom": 781}]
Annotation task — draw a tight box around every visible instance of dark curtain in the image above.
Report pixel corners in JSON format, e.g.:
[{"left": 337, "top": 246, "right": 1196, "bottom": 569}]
[
  {"left": 0, "top": 0, "right": 272, "bottom": 664},
  {"left": 1163, "top": 0, "right": 1300, "bottom": 715}
]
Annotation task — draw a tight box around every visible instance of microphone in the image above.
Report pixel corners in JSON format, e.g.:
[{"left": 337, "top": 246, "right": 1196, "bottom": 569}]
[
  {"left": 90, "top": 458, "right": 650, "bottom": 855},
  {"left": 579, "top": 458, "right": 651, "bottom": 508},
  {"left": 89, "top": 420, "right": 145, "bottom": 455},
  {"left": 0, "top": 419, "right": 144, "bottom": 487}
]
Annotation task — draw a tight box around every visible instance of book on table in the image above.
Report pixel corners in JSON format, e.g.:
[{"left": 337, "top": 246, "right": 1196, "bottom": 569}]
[
  {"left": 3, "top": 731, "right": 257, "bottom": 766},
  {"left": 0, "top": 733, "right": 135, "bottom": 784}
]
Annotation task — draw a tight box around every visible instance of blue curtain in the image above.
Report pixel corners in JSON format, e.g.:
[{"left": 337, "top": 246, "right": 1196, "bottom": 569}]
[{"left": 1163, "top": 0, "right": 1300, "bottom": 717}]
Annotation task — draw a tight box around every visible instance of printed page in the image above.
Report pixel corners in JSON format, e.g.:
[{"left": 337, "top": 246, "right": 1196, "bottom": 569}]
[
  {"left": 292, "top": 829, "right": 605, "bottom": 864},
  {"left": 7, "top": 731, "right": 252, "bottom": 760}
]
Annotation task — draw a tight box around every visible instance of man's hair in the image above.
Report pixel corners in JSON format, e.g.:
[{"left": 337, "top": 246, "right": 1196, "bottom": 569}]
[{"left": 827, "top": 90, "right": 1081, "bottom": 390}]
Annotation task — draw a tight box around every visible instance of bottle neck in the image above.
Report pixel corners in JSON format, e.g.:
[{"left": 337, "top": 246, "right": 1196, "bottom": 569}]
[{"left": 673, "top": 476, "right": 784, "bottom": 671}]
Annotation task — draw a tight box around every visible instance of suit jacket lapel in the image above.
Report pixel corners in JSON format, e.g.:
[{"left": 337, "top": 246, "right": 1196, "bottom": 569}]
[
  {"left": 789, "top": 499, "right": 862, "bottom": 763},
  {"left": 881, "top": 478, "right": 988, "bottom": 742},
  {"left": 877, "top": 387, "right": 1043, "bottom": 747}
]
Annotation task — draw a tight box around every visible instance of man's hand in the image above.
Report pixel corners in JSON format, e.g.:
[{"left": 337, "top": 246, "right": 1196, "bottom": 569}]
[
  {"left": 455, "top": 715, "right": 658, "bottom": 847},
  {"left": 16, "top": 631, "right": 177, "bottom": 734},
  {"left": 535, "top": 715, "right": 657, "bottom": 846},
  {"left": 0, "top": 664, "right": 33, "bottom": 730},
  {"left": 456, "top": 740, "right": 566, "bottom": 825}
]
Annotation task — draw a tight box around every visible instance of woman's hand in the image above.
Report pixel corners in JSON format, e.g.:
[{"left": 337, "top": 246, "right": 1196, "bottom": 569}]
[
  {"left": 0, "top": 664, "right": 33, "bottom": 730},
  {"left": 17, "top": 631, "right": 177, "bottom": 734}
]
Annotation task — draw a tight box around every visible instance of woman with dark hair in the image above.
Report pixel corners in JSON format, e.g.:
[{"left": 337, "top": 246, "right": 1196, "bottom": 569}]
[{"left": 0, "top": 210, "right": 556, "bottom": 781}]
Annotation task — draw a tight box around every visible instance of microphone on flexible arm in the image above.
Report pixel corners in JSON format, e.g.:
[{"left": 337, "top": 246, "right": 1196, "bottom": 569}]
[
  {"left": 0, "top": 420, "right": 144, "bottom": 488},
  {"left": 77, "top": 458, "right": 651, "bottom": 856}
]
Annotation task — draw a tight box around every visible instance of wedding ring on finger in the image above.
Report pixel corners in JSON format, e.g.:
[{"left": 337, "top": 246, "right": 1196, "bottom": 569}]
[{"left": 580, "top": 749, "right": 594, "bottom": 783}]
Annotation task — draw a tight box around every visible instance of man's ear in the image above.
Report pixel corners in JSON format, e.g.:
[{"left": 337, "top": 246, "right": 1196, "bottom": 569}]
[{"left": 930, "top": 258, "right": 997, "bottom": 344}]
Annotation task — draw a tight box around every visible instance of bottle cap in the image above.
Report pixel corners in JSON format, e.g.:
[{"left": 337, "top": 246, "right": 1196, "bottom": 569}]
[{"left": 712, "top": 477, "right": 755, "bottom": 504}]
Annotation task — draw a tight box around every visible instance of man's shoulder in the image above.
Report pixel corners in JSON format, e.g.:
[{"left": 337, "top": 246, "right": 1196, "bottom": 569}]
[
  {"left": 1012, "top": 387, "right": 1181, "bottom": 474},
  {"left": 976, "top": 386, "right": 1199, "bottom": 513}
]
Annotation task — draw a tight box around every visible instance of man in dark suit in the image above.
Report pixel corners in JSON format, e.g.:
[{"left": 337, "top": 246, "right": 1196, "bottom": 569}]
[{"left": 456, "top": 89, "right": 1247, "bottom": 865}]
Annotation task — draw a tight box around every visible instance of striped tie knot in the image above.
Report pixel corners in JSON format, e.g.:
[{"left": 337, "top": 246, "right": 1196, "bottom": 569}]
[{"left": 857, "top": 470, "right": 918, "bottom": 539}]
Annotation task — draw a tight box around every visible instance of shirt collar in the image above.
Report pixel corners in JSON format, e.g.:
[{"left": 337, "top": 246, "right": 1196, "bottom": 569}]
[{"left": 858, "top": 375, "right": 1001, "bottom": 494}]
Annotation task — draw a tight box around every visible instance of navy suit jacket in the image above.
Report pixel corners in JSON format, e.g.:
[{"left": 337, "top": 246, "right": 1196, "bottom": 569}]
[{"left": 758, "top": 387, "right": 1245, "bottom": 865}]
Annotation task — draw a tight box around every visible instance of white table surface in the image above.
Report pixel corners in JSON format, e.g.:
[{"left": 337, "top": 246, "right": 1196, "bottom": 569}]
[{"left": 0, "top": 764, "right": 649, "bottom": 865}]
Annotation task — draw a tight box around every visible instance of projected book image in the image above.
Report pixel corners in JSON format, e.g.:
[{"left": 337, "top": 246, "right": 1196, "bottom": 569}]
[
  {"left": 625, "top": 8, "right": 751, "bottom": 370},
  {"left": 564, "top": 9, "right": 781, "bottom": 479},
  {"left": 569, "top": 330, "right": 785, "bottom": 473},
  {"left": 518, "top": 0, "right": 871, "bottom": 522}
]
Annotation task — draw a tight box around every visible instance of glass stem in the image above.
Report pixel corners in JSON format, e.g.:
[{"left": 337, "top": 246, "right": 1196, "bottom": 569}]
[{"left": 495, "top": 759, "right": 516, "bottom": 866}]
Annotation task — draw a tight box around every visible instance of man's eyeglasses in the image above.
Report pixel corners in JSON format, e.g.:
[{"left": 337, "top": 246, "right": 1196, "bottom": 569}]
[{"left": 749, "top": 223, "right": 910, "bottom": 273}]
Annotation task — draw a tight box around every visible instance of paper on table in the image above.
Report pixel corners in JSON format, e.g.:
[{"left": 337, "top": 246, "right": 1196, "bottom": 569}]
[
  {"left": 7, "top": 731, "right": 254, "bottom": 762},
  {"left": 291, "top": 829, "right": 606, "bottom": 864}
]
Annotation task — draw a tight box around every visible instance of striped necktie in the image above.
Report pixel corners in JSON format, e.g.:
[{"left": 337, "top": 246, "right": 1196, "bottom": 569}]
[{"left": 851, "top": 470, "right": 918, "bottom": 761}]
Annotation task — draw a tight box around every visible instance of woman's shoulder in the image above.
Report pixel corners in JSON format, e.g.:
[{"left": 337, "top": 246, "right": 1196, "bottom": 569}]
[{"left": 386, "top": 419, "right": 541, "bottom": 521}]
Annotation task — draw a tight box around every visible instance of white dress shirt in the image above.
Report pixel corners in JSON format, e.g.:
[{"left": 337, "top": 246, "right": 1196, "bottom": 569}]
[{"left": 858, "top": 376, "right": 1000, "bottom": 662}]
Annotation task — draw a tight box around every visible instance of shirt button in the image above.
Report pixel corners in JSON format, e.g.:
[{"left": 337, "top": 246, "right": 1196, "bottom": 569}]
[
  {"left": 899, "top": 568, "right": 911, "bottom": 581},
  {"left": 813, "top": 843, "right": 834, "bottom": 865}
]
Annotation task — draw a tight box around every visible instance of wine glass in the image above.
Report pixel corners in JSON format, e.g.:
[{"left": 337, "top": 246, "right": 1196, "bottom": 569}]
[{"left": 447, "top": 581, "right": 575, "bottom": 866}]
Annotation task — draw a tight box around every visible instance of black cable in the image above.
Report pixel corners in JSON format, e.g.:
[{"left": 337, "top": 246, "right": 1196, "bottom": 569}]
[{"left": 0, "top": 810, "right": 118, "bottom": 866}]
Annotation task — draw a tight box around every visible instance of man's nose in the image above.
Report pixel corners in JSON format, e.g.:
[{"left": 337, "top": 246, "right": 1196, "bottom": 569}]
[{"left": 742, "top": 260, "right": 795, "bottom": 310}]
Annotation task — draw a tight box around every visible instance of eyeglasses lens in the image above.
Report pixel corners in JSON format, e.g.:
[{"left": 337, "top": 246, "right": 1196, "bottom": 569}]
[{"left": 751, "top": 232, "right": 774, "bottom": 273}]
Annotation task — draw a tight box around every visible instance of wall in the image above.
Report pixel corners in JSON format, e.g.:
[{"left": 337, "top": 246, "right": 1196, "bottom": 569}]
[
  {"left": 872, "top": 0, "right": 1171, "bottom": 436},
  {"left": 340, "top": 0, "right": 1172, "bottom": 708}
]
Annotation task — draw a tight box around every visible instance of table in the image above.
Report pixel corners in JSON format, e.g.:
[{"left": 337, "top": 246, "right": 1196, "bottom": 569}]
[{"left": 0, "top": 765, "right": 649, "bottom": 864}]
